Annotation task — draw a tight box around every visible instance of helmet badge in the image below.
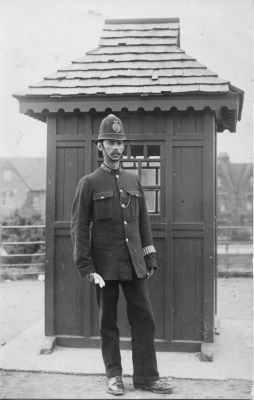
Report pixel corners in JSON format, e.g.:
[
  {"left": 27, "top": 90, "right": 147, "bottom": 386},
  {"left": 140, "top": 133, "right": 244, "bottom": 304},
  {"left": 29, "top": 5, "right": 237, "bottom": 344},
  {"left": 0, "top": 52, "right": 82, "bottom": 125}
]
[{"left": 112, "top": 121, "right": 121, "bottom": 133}]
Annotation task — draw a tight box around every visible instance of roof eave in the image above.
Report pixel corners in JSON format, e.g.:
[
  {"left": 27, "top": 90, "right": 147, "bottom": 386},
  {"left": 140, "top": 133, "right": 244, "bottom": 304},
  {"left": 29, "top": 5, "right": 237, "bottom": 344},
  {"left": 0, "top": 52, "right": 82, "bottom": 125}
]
[{"left": 13, "top": 91, "right": 241, "bottom": 132}]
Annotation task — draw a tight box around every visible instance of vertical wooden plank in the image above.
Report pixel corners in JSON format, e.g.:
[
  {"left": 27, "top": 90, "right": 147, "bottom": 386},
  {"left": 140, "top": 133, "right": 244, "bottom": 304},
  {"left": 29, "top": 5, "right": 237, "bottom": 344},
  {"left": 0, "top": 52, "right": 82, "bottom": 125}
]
[
  {"left": 203, "top": 109, "right": 216, "bottom": 343},
  {"left": 165, "top": 113, "right": 173, "bottom": 340},
  {"left": 77, "top": 113, "right": 86, "bottom": 135},
  {"left": 214, "top": 127, "right": 218, "bottom": 315},
  {"left": 142, "top": 112, "right": 156, "bottom": 133},
  {"left": 195, "top": 112, "right": 204, "bottom": 133},
  {"left": 64, "top": 148, "right": 79, "bottom": 221},
  {"left": 147, "top": 237, "right": 165, "bottom": 339},
  {"left": 55, "top": 148, "right": 65, "bottom": 221},
  {"left": 45, "top": 114, "right": 57, "bottom": 336},
  {"left": 65, "top": 114, "right": 77, "bottom": 134},
  {"left": 155, "top": 112, "right": 166, "bottom": 133},
  {"left": 55, "top": 235, "right": 83, "bottom": 335},
  {"left": 181, "top": 110, "right": 195, "bottom": 133},
  {"left": 82, "top": 112, "right": 93, "bottom": 337},
  {"left": 172, "top": 109, "right": 181, "bottom": 135},
  {"left": 128, "top": 112, "right": 142, "bottom": 133},
  {"left": 77, "top": 147, "right": 86, "bottom": 182},
  {"left": 56, "top": 114, "right": 65, "bottom": 135},
  {"left": 172, "top": 146, "right": 203, "bottom": 222},
  {"left": 172, "top": 237, "right": 202, "bottom": 340},
  {"left": 91, "top": 113, "right": 103, "bottom": 135},
  {"left": 85, "top": 113, "right": 92, "bottom": 174}
]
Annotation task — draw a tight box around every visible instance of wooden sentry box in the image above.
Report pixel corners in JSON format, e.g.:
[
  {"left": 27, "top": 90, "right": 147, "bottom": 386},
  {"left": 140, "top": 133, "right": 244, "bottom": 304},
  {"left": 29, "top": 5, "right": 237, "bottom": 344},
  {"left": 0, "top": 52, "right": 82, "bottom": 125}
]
[{"left": 14, "top": 18, "right": 243, "bottom": 353}]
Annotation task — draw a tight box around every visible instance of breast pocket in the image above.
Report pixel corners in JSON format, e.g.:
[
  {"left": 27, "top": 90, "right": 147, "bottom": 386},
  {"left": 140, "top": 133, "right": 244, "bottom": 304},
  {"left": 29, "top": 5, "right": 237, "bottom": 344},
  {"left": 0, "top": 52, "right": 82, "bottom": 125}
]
[
  {"left": 125, "top": 189, "right": 141, "bottom": 219},
  {"left": 93, "top": 191, "right": 113, "bottom": 220}
]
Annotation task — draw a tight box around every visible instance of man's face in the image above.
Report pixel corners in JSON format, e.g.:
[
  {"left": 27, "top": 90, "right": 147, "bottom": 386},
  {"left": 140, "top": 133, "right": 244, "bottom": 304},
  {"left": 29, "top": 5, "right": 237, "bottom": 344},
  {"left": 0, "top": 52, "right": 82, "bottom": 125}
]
[{"left": 98, "top": 139, "right": 125, "bottom": 161}]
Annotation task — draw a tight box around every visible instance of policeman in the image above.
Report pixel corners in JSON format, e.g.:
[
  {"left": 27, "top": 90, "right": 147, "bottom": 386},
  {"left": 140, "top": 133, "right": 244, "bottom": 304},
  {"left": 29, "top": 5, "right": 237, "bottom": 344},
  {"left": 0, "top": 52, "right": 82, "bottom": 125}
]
[{"left": 70, "top": 114, "right": 173, "bottom": 395}]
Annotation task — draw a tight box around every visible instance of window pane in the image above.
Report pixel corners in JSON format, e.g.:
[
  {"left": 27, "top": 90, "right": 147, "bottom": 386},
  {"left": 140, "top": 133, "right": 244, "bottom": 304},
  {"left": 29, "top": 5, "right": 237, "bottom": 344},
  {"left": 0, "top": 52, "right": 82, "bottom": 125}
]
[
  {"left": 141, "top": 162, "right": 160, "bottom": 185},
  {"left": 131, "top": 145, "right": 144, "bottom": 158},
  {"left": 144, "top": 191, "right": 156, "bottom": 213},
  {"left": 147, "top": 145, "right": 160, "bottom": 158},
  {"left": 141, "top": 169, "right": 156, "bottom": 185},
  {"left": 124, "top": 168, "right": 138, "bottom": 176},
  {"left": 122, "top": 161, "right": 135, "bottom": 168}
]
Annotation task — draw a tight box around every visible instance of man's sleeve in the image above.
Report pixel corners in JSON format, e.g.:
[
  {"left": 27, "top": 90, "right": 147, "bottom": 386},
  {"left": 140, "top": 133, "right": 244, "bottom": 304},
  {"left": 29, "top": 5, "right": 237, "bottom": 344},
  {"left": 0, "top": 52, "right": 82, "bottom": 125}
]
[
  {"left": 70, "top": 176, "right": 96, "bottom": 278},
  {"left": 138, "top": 180, "right": 158, "bottom": 270}
]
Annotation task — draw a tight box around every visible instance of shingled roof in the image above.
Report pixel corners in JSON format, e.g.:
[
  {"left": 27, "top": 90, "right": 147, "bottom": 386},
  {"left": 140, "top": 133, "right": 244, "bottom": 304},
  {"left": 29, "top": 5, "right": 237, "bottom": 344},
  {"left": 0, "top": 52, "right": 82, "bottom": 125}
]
[
  {"left": 16, "top": 18, "right": 232, "bottom": 96},
  {"left": 14, "top": 18, "right": 243, "bottom": 131}
]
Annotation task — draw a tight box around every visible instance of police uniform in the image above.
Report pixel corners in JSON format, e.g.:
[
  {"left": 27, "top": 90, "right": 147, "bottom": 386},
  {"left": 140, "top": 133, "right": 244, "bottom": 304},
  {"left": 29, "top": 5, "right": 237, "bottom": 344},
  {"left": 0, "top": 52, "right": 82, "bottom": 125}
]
[{"left": 70, "top": 114, "right": 160, "bottom": 385}]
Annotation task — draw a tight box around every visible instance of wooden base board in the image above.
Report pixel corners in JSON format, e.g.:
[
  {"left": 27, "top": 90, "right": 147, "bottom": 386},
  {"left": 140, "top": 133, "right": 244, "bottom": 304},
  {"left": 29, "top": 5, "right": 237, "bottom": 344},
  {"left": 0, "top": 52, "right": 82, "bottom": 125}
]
[{"left": 55, "top": 336, "right": 201, "bottom": 353}]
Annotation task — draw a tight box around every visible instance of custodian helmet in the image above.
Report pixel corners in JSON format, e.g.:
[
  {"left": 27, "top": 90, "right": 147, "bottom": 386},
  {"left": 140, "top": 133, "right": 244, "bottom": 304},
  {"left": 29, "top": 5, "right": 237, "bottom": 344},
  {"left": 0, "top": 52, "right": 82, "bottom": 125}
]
[{"left": 96, "top": 114, "right": 127, "bottom": 142}]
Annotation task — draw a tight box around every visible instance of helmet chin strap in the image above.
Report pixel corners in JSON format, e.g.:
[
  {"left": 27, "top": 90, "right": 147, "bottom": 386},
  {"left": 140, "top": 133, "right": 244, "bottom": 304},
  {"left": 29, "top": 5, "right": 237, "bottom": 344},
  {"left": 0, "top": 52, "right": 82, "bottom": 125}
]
[{"left": 102, "top": 142, "right": 120, "bottom": 163}]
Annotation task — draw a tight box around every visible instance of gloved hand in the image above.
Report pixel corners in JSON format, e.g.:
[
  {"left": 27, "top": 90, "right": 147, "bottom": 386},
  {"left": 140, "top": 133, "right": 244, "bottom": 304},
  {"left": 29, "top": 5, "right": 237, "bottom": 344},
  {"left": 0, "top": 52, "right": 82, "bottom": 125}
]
[
  {"left": 89, "top": 272, "right": 105, "bottom": 288},
  {"left": 146, "top": 267, "right": 155, "bottom": 279}
]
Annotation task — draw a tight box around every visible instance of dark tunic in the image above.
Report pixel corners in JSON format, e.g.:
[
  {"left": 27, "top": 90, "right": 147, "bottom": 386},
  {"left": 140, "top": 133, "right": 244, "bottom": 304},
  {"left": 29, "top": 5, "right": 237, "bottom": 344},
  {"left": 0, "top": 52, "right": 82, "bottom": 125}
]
[{"left": 70, "top": 163, "right": 157, "bottom": 280}]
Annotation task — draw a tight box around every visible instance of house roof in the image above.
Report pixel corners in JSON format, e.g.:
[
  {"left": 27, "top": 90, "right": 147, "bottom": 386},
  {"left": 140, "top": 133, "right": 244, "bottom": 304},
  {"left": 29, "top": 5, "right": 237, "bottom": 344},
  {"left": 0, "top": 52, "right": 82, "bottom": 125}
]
[
  {"left": 0, "top": 158, "right": 46, "bottom": 191},
  {"left": 217, "top": 153, "right": 253, "bottom": 190},
  {"left": 13, "top": 18, "right": 243, "bottom": 131}
]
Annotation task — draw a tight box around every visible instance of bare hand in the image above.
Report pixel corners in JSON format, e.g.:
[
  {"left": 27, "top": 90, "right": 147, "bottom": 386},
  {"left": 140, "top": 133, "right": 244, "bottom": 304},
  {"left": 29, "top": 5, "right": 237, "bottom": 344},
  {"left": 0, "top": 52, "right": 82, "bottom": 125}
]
[
  {"left": 89, "top": 273, "right": 105, "bottom": 288},
  {"left": 146, "top": 268, "right": 155, "bottom": 279}
]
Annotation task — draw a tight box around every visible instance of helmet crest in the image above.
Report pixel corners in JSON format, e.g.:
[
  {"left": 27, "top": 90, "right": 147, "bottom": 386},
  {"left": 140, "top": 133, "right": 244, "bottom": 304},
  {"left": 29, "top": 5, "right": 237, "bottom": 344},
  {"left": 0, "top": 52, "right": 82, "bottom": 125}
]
[{"left": 96, "top": 114, "right": 127, "bottom": 142}]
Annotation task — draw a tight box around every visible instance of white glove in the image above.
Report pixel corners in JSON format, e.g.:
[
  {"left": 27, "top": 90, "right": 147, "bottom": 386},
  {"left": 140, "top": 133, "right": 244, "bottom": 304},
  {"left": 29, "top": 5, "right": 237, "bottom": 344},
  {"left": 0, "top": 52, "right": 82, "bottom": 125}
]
[{"left": 89, "top": 272, "right": 105, "bottom": 288}]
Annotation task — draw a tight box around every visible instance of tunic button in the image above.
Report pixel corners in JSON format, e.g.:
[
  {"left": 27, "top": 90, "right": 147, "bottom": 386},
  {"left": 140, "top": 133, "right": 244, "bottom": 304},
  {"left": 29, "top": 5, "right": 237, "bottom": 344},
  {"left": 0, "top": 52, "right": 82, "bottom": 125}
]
[
  {"left": 116, "top": 175, "right": 119, "bottom": 178},
  {"left": 126, "top": 238, "right": 129, "bottom": 242},
  {"left": 124, "top": 221, "right": 127, "bottom": 225},
  {"left": 101, "top": 196, "right": 104, "bottom": 199}
]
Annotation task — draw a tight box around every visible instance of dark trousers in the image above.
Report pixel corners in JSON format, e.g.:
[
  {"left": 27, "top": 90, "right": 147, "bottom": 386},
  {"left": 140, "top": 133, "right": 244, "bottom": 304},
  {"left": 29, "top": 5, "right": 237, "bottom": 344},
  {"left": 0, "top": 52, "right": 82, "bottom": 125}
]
[{"left": 96, "top": 277, "right": 159, "bottom": 384}]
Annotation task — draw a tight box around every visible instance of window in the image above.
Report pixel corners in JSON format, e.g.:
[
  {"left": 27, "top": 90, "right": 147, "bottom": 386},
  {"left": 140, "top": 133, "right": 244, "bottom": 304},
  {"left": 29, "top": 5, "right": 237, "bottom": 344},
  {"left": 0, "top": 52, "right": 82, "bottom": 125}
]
[
  {"left": 1, "top": 189, "right": 14, "bottom": 208},
  {"left": 218, "top": 193, "right": 227, "bottom": 213},
  {"left": 96, "top": 143, "right": 162, "bottom": 215},
  {"left": 250, "top": 176, "right": 253, "bottom": 187},
  {"left": 122, "top": 144, "right": 161, "bottom": 214},
  {"left": 1, "top": 190, "right": 7, "bottom": 206},
  {"left": 246, "top": 194, "right": 253, "bottom": 211},
  {"left": 33, "top": 195, "right": 40, "bottom": 208},
  {"left": 217, "top": 175, "right": 222, "bottom": 188},
  {"left": 3, "top": 168, "right": 12, "bottom": 182}
]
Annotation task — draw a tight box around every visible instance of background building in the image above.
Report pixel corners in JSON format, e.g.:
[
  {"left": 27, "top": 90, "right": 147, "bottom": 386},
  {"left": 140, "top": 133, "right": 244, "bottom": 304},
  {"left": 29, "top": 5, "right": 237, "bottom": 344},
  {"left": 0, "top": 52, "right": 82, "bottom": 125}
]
[
  {"left": 0, "top": 158, "right": 46, "bottom": 222},
  {"left": 217, "top": 152, "right": 253, "bottom": 242}
]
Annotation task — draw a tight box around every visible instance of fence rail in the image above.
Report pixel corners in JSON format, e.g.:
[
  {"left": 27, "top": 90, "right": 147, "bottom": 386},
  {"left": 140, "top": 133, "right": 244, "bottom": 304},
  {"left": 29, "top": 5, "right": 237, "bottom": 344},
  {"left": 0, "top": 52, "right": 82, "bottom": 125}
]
[
  {"left": 0, "top": 224, "right": 45, "bottom": 274},
  {"left": 0, "top": 224, "right": 252, "bottom": 277}
]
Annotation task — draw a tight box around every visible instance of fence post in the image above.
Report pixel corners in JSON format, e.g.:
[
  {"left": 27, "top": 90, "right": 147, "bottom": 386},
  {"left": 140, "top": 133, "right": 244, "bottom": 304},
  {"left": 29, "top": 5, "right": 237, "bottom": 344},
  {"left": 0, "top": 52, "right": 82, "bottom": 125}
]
[{"left": 225, "top": 242, "right": 229, "bottom": 278}]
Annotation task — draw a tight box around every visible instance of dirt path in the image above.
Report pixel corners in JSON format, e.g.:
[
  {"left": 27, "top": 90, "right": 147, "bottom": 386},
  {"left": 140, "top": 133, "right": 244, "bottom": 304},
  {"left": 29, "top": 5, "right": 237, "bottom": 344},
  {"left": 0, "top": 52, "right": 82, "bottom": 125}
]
[
  {"left": 0, "top": 371, "right": 252, "bottom": 399},
  {"left": 0, "top": 279, "right": 44, "bottom": 346},
  {"left": 0, "top": 277, "right": 253, "bottom": 399}
]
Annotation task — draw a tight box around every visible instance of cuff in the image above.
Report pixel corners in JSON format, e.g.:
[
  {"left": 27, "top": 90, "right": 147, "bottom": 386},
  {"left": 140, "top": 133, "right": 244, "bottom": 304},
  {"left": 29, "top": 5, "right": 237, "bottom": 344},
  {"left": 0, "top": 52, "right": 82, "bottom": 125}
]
[
  {"left": 78, "top": 264, "right": 96, "bottom": 278},
  {"left": 143, "top": 245, "right": 156, "bottom": 256}
]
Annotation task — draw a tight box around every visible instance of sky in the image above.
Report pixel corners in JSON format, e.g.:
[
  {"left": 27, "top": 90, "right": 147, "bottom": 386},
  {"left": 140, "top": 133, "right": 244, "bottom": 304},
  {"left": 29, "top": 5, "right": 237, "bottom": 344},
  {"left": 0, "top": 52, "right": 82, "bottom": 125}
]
[{"left": 0, "top": 0, "right": 253, "bottom": 163}]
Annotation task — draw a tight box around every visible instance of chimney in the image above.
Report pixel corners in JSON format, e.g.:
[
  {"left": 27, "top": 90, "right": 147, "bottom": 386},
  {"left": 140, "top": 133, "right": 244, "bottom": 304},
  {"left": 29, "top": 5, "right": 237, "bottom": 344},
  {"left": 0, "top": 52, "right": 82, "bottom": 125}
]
[{"left": 218, "top": 152, "right": 230, "bottom": 164}]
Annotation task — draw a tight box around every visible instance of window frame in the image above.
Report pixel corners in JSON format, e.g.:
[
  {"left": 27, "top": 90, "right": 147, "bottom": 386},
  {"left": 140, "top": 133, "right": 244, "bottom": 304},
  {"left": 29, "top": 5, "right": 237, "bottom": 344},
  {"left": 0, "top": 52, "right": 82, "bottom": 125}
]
[{"left": 93, "top": 139, "right": 165, "bottom": 222}]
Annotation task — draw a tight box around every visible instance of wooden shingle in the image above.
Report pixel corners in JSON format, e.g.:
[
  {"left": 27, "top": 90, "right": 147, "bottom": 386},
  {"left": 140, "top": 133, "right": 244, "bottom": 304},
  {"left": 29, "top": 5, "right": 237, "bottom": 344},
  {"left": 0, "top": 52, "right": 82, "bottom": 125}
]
[{"left": 14, "top": 17, "right": 242, "bottom": 110}]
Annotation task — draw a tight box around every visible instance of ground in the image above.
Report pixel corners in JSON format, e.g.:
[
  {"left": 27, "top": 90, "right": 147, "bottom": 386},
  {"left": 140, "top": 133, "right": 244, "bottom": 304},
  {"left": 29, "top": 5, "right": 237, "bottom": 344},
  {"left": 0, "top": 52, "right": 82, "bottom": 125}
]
[
  {"left": 0, "top": 371, "right": 252, "bottom": 399},
  {"left": 0, "top": 277, "right": 253, "bottom": 399}
]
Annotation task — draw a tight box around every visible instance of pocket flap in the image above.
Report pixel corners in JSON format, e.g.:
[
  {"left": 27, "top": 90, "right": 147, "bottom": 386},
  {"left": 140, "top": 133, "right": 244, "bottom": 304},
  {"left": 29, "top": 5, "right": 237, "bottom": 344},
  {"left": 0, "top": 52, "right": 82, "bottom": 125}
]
[
  {"left": 126, "top": 189, "right": 141, "bottom": 197},
  {"left": 93, "top": 191, "right": 113, "bottom": 200}
]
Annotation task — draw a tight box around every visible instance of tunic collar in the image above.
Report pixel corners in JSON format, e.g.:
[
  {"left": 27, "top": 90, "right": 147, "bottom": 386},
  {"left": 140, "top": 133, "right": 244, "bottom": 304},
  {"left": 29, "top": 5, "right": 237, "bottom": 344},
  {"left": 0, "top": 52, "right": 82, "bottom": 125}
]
[{"left": 101, "top": 163, "right": 122, "bottom": 174}]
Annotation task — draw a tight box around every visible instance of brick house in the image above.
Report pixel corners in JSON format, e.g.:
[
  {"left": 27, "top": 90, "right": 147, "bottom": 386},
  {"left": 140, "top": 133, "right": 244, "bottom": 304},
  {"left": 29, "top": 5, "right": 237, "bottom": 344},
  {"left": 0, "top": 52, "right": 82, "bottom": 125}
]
[
  {"left": 217, "top": 152, "right": 253, "bottom": 230},
  {"left": 0, "top": 158, "right": 46, "bottom": 221}
]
